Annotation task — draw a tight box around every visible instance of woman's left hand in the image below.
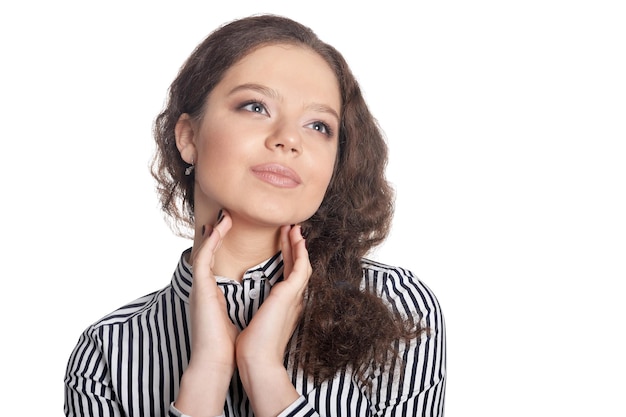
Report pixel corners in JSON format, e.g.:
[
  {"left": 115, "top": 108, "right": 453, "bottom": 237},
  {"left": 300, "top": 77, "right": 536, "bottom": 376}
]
[{"left": 235, "top": 224, "right": 311, "bottom": 416}]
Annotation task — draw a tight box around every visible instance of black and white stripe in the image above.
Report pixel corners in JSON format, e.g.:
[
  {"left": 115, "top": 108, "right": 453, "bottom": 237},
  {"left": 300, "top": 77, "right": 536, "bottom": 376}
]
[{"left": 65, "top": 250, "right": 446, "bottom": 416}]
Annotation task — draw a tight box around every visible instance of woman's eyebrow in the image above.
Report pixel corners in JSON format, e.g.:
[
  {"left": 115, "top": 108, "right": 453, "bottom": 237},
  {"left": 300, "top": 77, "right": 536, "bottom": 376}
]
[
  {"left": 306, "top": 103, "right": 340, "bottom": 123},
  {"left": 229, "top": 83, "right": 340, "bottom": 122},
  {"left": 228, "top": 83, "right": 279, "bottom": 99}
]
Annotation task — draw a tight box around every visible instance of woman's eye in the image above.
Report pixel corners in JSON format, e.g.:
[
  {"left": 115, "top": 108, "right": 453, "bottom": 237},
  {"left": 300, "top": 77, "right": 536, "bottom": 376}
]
[
  {"left": 308, "top": 121, "right": 333, "bottom": 137},
  {"left": 240, "top": 101, "right": 269, "bottom": 115}
]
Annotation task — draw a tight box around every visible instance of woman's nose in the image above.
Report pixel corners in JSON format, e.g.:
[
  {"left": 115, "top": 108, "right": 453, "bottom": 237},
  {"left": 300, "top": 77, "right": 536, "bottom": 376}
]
[{"left": 265, "top": 122, "right": 302, "bottom": 154}]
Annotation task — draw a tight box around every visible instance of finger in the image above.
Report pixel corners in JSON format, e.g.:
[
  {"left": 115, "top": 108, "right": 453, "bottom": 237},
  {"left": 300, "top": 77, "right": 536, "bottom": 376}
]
[
  {"left": 288, "top": 224, "right": 305, "bottom": 247},
  {"left": 279, "top": 225, "right": 293, "bottom": 277},
  {"left": 205, "top": 209, "right": 233, "bottom": 253},
  {"left": 286, "top": 225, "right": 311, "bottom": 288},
  {"left": 193, "top": 210, "right": 232, "bottom": 276}
]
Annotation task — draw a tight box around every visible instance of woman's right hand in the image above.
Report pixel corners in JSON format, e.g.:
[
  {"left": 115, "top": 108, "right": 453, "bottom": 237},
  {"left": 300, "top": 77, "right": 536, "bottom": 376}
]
[{"left": 174, "top": 210, "right": 237, "bottom": 416}]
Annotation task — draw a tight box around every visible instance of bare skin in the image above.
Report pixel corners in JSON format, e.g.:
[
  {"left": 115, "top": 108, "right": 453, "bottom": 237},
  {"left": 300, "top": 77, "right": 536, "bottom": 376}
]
[
  {"left": 173, "top": 44, "right": 339, "bottom": 416},
  {"left": 174, "top": 211, "right": 311, "bottom": 417}
]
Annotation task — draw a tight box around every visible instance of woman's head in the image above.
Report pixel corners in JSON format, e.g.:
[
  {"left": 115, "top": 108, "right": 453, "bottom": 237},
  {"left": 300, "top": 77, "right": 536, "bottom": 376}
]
[
  {"left": 153, "top": 14, "right": 392, "bottom": 256},
  {"left": 174, "top": 43, "right": 341, "bottom": 229},
  {"left": 152, "top": 14, "right": 402, "bottom": 382}
]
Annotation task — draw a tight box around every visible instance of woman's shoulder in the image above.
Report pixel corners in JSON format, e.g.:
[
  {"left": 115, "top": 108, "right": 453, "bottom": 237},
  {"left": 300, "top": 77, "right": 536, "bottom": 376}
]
[
  {"left": 84, "top": 286, "right": 172, "bottom": 333},
  {"left": 360, "top": 258, "right": 444, "bottom": 320}
]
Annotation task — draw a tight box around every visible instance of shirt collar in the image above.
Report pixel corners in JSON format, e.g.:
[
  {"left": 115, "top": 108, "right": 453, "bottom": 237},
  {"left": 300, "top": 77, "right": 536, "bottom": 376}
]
[{"left": 171, "top": 248, "right": 284, "bottom": 304}]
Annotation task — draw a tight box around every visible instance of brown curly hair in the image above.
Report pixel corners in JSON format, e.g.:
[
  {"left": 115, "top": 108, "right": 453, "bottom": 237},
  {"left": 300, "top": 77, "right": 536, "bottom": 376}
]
[{"left": 151, "top": 14, "right": 421, "bottom": 384}]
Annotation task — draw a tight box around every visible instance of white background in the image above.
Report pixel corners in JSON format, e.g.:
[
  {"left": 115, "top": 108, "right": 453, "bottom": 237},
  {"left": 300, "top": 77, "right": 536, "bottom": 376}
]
[{"left": 1, "top": 1, "right": 624, "bottom": 415}]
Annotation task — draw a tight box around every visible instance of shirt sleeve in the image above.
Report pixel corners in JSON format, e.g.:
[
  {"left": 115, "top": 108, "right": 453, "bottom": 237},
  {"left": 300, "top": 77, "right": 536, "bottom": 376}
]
[
  {"left": 282, "top": 267, "right": 446, "bottom": 417},
  {"left": 277, "top": 395, "right": 319, "bottom": 417},
  {"left": 64, "top": 326, "right": 125, "bottom": 417},
  {"left": 168, "top": 397, "right": 310, "bottom": 417},
  {"left": 168, "top": 402, "right": 225, "bottom": 417},
  {"left": 370, "top": 267, "right": 447, "bottom": 416},
  {"left": 169, "top": 396, "right": 316, "bottom": 417}
]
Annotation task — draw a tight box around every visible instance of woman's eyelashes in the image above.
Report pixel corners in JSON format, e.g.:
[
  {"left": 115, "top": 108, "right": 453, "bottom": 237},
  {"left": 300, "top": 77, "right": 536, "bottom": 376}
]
[
  {"left": 237, "top": 99, "right": 335, "bottom": 137},
  {"left": 306, "top": 121, "right": 334, "bottom": 137},
  {"left": 240, "top": 100, "right": 269, "bottom": 115}
]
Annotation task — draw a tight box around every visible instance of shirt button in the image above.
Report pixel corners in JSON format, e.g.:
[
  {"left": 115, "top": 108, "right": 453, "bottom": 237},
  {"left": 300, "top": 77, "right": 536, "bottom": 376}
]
[
  {"left": 249, "top": 288, "right": 260, "bottom": 299},
  {"left": 251, "top": 271, "right": 264, "bottom": 281}
]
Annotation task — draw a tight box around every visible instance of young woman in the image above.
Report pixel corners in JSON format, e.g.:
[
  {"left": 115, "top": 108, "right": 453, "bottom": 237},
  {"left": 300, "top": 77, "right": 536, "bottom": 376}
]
[{"left": 64, "top": 14, "right": 446, "bottom": 417}]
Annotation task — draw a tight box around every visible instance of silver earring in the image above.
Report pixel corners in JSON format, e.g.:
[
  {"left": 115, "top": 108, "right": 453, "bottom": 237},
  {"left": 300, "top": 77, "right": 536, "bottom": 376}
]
[{"left": 185, "top": 165, "right": 194, "bottom": 175}]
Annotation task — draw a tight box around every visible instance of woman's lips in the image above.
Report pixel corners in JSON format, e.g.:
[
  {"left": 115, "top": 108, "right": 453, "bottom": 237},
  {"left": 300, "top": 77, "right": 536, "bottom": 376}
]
[{"left": 251, "top": 163, "right": 302, "bottom": 188}]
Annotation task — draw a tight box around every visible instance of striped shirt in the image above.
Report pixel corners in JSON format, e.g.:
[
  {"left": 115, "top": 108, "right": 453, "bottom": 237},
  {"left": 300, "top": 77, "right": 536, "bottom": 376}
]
[{"left": 64, "top": 249, "right": 446, "bottom": 416}]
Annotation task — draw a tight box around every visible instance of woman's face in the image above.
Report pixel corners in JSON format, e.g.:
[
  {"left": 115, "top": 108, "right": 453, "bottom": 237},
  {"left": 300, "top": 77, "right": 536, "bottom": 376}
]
[{"left": 177, "top": 44, "right": 341, "bottom": 228}]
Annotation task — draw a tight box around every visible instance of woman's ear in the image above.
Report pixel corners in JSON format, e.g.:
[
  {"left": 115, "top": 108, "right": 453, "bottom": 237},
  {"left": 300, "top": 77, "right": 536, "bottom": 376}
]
[{"left": 175, "top": 113, "right": 197, "bottom": 164}]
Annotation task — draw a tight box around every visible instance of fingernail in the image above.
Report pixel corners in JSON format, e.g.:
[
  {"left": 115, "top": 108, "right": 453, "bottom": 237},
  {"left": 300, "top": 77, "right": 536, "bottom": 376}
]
[{"left": 216, "top": 209, "right": 224, "bottom": 224}]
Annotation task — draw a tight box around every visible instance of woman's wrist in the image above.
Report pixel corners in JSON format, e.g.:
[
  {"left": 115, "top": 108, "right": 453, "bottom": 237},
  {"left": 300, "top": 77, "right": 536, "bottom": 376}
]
[
  {"left": 237, "top": 361, "right": 299, "bottom": 417},
  {"left": 175, "top": 364, "right": 232, "bottom": 417}
]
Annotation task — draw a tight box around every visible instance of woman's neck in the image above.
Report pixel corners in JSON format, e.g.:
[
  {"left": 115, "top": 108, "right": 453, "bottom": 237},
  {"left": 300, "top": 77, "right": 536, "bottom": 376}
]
[{"left": 191, "top": 218, "right": 281, "bottom": 282}]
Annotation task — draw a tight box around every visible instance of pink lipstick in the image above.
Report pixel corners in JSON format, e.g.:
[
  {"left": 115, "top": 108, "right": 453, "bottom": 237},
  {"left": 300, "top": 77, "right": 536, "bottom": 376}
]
[{"left": 251, "top": 163, "right": 302, "bottom": 188}]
